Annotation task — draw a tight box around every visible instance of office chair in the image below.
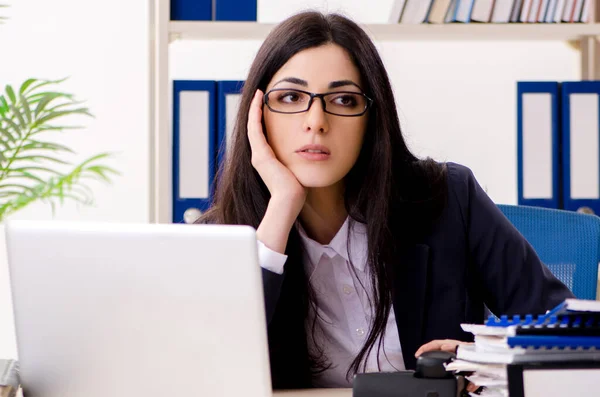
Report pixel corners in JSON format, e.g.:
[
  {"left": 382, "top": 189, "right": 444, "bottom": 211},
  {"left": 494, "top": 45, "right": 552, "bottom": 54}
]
[{"left": 497, "top": 204, "right": 600, "bottom": 300}]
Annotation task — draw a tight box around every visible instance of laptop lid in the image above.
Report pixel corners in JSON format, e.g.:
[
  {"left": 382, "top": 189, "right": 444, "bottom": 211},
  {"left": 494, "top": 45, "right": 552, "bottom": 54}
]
[{"left": 5, "top": 220, "right": 272, "bottom": 397}]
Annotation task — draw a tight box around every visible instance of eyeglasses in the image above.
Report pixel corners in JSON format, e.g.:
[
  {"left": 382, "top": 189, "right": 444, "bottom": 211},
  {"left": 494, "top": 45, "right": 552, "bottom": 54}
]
[{"left": 263, "top": 88, "right": 373, "bottom": 117}]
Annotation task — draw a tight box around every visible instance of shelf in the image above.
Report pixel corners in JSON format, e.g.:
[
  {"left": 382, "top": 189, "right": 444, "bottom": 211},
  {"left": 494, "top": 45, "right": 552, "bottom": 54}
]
[{"left": 169, "top": 21, "right": 600, "bottom": 42}]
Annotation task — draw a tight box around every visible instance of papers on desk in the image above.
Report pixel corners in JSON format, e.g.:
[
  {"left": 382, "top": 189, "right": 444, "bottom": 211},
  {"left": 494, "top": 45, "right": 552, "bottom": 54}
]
[
  {"left": 446, "top": 357, "right": 508, "bottom": 397},
  {"left": 447, "top": 299, "right": 600, "bottom": 397}
]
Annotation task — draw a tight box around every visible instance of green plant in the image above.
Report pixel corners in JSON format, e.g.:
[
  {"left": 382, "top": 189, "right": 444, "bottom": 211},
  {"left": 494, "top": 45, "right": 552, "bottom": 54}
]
[
  {"left": 0, "top": 2, "right": 118, "bottom": 221},
  {"left": 0, "top": 78, "right": 119, "bottom": 221}
]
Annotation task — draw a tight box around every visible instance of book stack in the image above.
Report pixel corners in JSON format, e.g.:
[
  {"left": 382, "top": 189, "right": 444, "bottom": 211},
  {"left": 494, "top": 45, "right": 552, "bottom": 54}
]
[
  {"left": 446, "top": 299, "right": 600, "bottom": 397},
  {"left": 390, "top": 0, "right": 593, "bottom": 24}
]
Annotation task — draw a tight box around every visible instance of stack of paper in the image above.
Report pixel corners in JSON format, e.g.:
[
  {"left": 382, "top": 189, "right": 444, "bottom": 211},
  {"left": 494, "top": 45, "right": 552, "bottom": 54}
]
[{"left": 446, "top": 299, "right": 600, "bottom": 397}]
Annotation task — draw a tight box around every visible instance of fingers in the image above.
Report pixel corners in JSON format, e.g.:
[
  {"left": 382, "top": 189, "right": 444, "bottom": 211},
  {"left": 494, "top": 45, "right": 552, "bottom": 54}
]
[
  {"left": 415, "top": 339, "right": 468, "bottom": 357},
  {"left": 466, "top": 382, "right": 480, "bottom": 393},
  {"left": 415, "top": 340, "right": 480, "bottom": 394},
  {"left": 415, "top": 340, "right": 452, "bottom": 357},
  {"left": 247, "top": 90, "right": 270, "bottom": 162}
]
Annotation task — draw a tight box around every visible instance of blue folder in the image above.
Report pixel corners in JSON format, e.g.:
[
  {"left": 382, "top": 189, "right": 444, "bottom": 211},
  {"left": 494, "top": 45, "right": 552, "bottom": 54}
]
[
  {"left": 561, "top": 81, "right": 600, "bottom": 215},
  {"left": 216, "top": 81, "right": 245, "bottom": 173},
  {"left": 171, "top": 0, "right": 212, "bottom": 21},
  {"left": 507, "top": 335, "right": 600, "bottom": 349},
  {"left": 215, "top": 0, "right": 257, "bottom": 21},
  {"left": 517, "top": 82, "right": 562, "bottom": 209},
  {"left": 172, "top": 80, "right": 217, "bottom": 223}
]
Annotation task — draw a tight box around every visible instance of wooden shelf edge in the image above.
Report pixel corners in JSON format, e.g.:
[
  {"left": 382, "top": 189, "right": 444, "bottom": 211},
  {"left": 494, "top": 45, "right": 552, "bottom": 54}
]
[{"left": 169, "top": 21, "right": 600, "bottom": 42}]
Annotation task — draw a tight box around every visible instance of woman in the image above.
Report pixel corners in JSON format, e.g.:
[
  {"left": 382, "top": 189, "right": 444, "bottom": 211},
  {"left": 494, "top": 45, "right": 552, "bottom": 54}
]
[{"left": 197, "top": 11, "right": 573, "bottom": 389}]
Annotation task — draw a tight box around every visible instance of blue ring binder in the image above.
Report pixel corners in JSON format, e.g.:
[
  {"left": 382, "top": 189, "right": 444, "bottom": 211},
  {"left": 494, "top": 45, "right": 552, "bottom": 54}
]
[
  {"left": 172, "top": 80, "right": 218, "bottom": 223},
  {"left": 561, "top": 81, "right": 600, "bottom": 215},
  {"left": 517, "top": 81, "right": 561, "bottom": 210}
]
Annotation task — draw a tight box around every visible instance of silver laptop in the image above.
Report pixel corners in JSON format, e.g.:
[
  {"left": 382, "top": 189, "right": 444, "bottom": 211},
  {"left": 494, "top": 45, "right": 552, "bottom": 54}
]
[{"left": 5, "top": 220, "right": 272, "bottom": 397}]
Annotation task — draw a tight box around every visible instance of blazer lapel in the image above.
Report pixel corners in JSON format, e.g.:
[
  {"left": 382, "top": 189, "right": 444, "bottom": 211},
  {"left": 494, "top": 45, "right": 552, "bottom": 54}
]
[{"left": 390, "top": 244, "right": 430, "bottom": 370}]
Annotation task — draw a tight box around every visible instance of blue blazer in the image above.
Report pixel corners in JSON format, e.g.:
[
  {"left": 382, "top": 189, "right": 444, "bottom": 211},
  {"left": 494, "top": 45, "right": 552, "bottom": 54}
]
[{"left": 261, "top": 162, "right": 574, "bottom": 388}]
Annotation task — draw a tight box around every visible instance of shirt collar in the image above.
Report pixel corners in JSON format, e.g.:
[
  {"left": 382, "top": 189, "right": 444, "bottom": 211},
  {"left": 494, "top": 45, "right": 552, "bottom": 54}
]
[{"left": 296, "top": 216, "right": 369, "bottom": 273}]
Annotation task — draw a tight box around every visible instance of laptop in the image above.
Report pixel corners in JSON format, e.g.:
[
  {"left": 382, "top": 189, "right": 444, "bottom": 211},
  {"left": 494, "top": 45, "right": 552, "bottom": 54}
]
[{"left": 5, "top": 220, "right": 272, "bottom": 397}]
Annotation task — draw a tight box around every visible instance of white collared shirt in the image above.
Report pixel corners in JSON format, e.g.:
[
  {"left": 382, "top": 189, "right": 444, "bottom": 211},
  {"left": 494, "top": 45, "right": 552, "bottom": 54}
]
[{"left": 257, "top": 217, "right": 405, "bottom": 387}]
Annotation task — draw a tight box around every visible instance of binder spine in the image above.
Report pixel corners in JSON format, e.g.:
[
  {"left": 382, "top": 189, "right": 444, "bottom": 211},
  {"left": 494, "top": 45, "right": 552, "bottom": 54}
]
[
  {"left": 517, "top": 81, "right": 562, "bottom": 209},
  {"left": 561, "top": 81, "right": 600, "bottom": 215},
  {"left": 215, "top": 0, "right": 257, "bottom": 21},
  {"left": 171, "top": 0, "right": 212, "bottom": 21},
  {"left": 172, "top": 80, "right": 217, "bottom": 223}
]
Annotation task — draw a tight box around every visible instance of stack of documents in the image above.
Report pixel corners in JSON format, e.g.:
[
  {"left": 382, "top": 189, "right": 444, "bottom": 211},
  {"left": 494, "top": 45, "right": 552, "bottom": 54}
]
[{"left": 446, "top": 299, "right": 600, "bottom": 397}]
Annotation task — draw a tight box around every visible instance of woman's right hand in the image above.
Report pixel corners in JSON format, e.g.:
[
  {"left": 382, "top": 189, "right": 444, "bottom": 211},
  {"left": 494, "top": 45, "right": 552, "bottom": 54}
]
[
  {"left": 247, "top": 89, "right": 307, "bottom": 214},
  {"left": 248, "top": 89, "right": 307, "bottom": 255}
]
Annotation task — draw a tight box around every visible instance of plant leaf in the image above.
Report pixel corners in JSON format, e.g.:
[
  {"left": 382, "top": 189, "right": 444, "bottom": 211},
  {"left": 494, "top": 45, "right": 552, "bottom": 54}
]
[
  {"left": 79, "top": 152, "right": 113, "bottom": 165},
  {"left": 33, "top": 92, "right": 70, "bottom": 117},
  {"left": 32, "top": 108, "right": 92, "bottom": 128},
  {"left": 24, "top": 78, "right": 70, "bottom": 97},
  {"left": 46, "top": 101, "right": 90, "bottom": 116},
  {"left": 19, "top": 140, "right": 75, "bottom": 153},
  {"left": 27, "top": 93, "right": 74, "bottom": 107},
  {"left": 9, "top": 166, "right": 63, "bottom": 175},
  {"left": 0, "top": 124, "right": 17, "bottom": 143},
  {"left": 9, "top": 103, "right": 27, "bottom": 130},
  {"left": 0, "top": 96, "right": 9, "bottom": 115},
  {"left": 5, "top": 85, "right": 16, "bottom": 105},
  {"left": 19, "top": 79, "right": 37, "bottom": 96},
  {"left": 0, "top": 183, "right": 39, "bottom": 197},
  {"left": 0, "top": 190, "right": 25, "bottom": 198},
  {"left": 30, "top": 125, "right": 83, "bottom": 135},
  {"left": 12, "top": 155, "right": 71, "bottom": 165},
  {"left": 8, "top": 170, "right": 46, "bottom": 184},
  {"left": 19, "top": 92, "right": 33, "bottom": 124},
  {"left": 2, "top": 118, "right": 21, "bottom": 139}
]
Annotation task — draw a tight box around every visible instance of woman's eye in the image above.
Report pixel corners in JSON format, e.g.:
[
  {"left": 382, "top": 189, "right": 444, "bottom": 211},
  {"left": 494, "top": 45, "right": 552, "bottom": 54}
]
[
  {"left": 332, "top": 95, "right": 357, "bottom": 107},
  {"left": 278, "top": 92, "right": 301, "bottom": 103}
]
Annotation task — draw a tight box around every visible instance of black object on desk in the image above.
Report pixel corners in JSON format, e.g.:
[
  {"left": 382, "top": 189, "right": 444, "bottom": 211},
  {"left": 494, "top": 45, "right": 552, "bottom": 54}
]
[{"left": 352, "top": 351, "right": 465, "bottom": 397}]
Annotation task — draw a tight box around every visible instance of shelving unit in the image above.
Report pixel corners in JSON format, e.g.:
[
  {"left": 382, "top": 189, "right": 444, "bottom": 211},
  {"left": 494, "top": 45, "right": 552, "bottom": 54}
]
[
  {"left": 169, "top": 20, "right": 600, "bottom": 41},
  {"left": 150, "top": 0, "right": 600, "bottom": 223}
]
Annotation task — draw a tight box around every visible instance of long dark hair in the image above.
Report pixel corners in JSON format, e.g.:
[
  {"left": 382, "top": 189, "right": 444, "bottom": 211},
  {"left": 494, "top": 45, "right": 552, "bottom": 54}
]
[{"left": 199, "top": 11, "right": 447, "bottom": 385}]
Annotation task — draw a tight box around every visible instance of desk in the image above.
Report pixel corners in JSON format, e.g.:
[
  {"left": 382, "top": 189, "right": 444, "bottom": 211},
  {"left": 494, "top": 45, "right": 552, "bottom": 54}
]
[
  {"left": 12, "top": 389, "right": 352, "bottom": 397},
  {"left": 274, "top": 390, "right": 351, "bottom": 397}
]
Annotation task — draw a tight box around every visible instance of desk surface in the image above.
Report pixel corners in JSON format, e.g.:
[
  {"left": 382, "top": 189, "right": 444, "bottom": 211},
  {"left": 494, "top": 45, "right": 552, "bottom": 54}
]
[
  {"left": 14, "top": 389, "right": 352, "bottom": 397},
  {"left": 274, "top": 390, "right": 351, "bottom": 397}
]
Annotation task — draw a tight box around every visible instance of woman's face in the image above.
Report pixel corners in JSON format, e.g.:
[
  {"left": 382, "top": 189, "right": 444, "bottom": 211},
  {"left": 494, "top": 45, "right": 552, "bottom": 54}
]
[{"left": 263, "top": 43, "right": 369, "bottom": 189}]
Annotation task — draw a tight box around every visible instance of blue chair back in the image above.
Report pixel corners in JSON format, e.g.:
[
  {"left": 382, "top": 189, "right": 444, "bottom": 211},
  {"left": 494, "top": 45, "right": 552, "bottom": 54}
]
[{"left": 497, "top": 204, "right": 600, "bottom": 300}]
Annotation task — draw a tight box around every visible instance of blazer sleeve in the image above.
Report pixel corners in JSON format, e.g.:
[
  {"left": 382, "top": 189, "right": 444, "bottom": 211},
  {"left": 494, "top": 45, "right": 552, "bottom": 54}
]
[
  {"left": 262, "top": 268, "right": 285, "bottom": 324},
  {"left": 448, "top": 163, "right": 575, "bottom": 316},
  {"left": 257, "top": 240, "right": 289, "bottom": 325}
]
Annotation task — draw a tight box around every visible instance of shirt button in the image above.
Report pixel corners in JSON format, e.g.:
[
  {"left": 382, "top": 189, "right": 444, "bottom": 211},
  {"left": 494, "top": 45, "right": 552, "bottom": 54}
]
[
  {"left": 356, "top": 328, "right": 365, "bottom": 336},
  {"left": 342, "top": 284, "right": 353, "bottom": 295}
]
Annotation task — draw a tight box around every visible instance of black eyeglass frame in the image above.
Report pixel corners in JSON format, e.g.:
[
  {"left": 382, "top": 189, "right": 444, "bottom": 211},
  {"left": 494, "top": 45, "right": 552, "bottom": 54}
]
[{"left": 263, "top": 88, "right": 374, "bottom": 117}]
